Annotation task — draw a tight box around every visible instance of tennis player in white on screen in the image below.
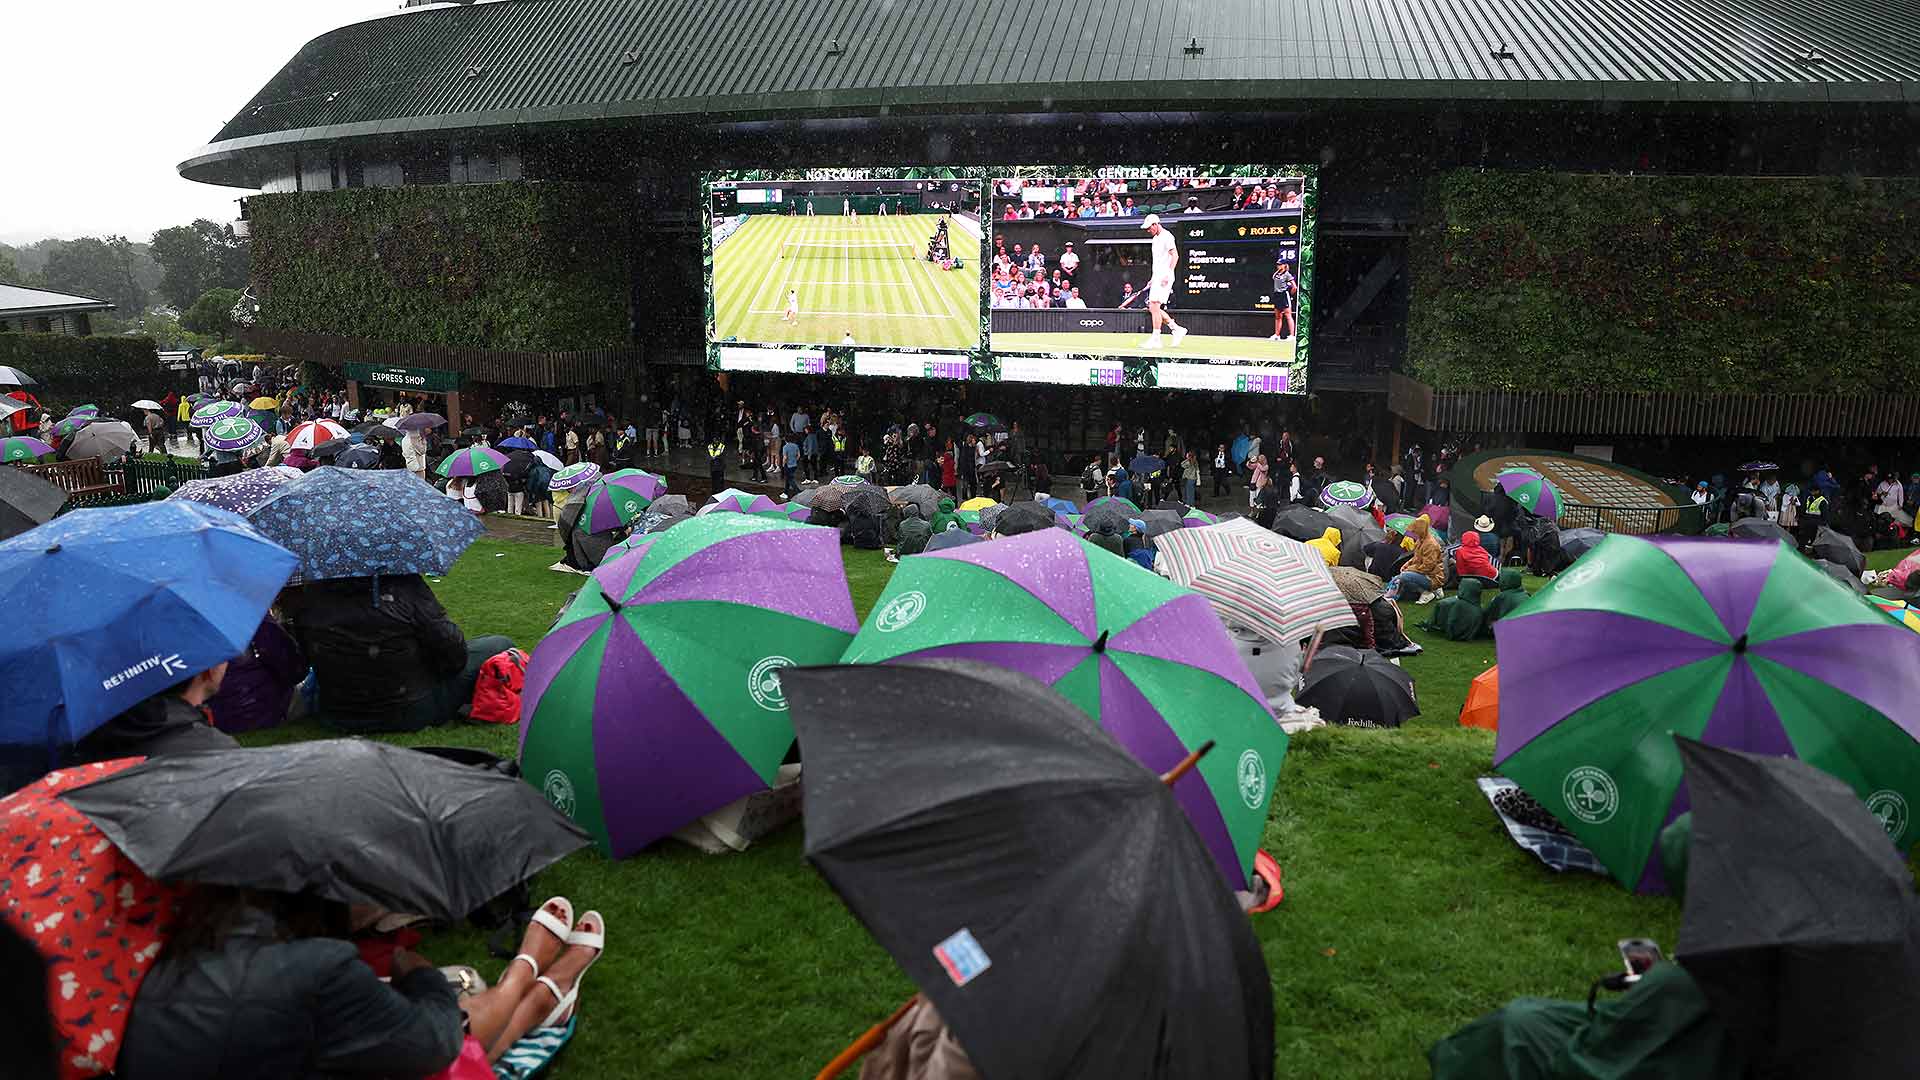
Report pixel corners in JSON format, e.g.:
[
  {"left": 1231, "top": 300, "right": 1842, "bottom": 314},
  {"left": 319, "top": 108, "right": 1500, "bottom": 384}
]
[
  {"left": 1140, "top": 214, "right": 1187, "bottom": 349},
  {"left": 784, "top": 289, "right": 799, "bottom": 325}
]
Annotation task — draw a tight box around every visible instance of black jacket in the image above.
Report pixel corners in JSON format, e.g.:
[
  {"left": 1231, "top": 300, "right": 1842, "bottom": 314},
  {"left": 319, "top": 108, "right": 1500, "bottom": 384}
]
[
  {"left": 68, "top": 694, "right": 238, "bottom": 767},
  {"left": 283, "top": 576, "right": 467, "bottom": 730},
  {"left": 119, "top": 909, "right": 463, "bottom": 1079},
  {"left": 1363, "top": 539, "right": 1411, "bottom": 581}
]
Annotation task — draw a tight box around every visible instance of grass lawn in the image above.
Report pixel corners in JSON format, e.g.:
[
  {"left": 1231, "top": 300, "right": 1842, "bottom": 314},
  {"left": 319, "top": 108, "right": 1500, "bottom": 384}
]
[{"left": 242, "top": 539, "right": 1916, "bottom": 1078}]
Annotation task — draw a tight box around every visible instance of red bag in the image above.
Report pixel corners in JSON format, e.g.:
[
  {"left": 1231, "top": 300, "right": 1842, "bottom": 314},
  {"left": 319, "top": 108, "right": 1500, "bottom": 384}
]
[
  {"left": 469, "top": 647, "right": 529, "bottom": 724},
  {"left": 425, "top": 1036, "right": 493, "bottom": 1080}
]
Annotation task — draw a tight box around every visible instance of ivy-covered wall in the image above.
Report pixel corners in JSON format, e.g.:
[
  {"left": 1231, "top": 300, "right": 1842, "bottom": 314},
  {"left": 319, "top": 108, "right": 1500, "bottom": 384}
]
[
  {"left": 247, "top": 182, "right": 633, "bottom": 352},
  {"left": 1407, "top": 171, "right": 1920, "bottom": 393},
  {"left": 0, "top": 334, "right": 164, "bottom": 415}
]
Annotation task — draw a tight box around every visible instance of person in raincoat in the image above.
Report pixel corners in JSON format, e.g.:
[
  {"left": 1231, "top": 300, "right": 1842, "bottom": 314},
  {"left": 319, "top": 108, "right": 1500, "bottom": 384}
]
[
  {"left": 65, "top": 659, "right": 240, "bottom": 767},
  {"left": 1307, "top": 527, "right": 1342, "bottom": 567},
  {"left": 1087, "top": 518, "right": 1126, "bottom": 558},
  {"left": 1384, "top": 515, "right": 1445, "bottom": 604},
  {"left": 928, "top": 496, "right": 963, "bottom": 536},
  {"left": 1453, "top": 530, "right": 1498, "bottom": 582},
  {"left": 1482, "top": 567, "right": 1531, "bottom": 630},
  {"left": 895, "top": 504, "right": 932, "bottom": 557},
  {"left": 1422, "top": 576, "right": 1489, "bottom": 641},
  {"left": 205, "top": 613, "right": 307, "bottom": 735}
]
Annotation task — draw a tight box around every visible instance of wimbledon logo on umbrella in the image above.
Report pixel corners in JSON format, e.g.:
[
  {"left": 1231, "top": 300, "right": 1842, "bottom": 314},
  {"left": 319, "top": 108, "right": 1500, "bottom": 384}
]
[
  {"left": 874, "top": 590, "right": 928, "bottom": 633},
  {"left": 1562, "top": 766, "right": 1619, "bottom": 824},
  {"left": 1237, "top": 749, "right": 1269, "bottom": 810},
  {"left": 749, "top": 656, "right": 795, "bottom": 711},
  {"left": 1557, "top": 559, "right": 1606, "bottom": 592},
  {"left": 543, "top": 770, "right": 577, "bottom": 819},
  {"left": 1868, "top": 790, "right": 1909, "bottom": 841}
]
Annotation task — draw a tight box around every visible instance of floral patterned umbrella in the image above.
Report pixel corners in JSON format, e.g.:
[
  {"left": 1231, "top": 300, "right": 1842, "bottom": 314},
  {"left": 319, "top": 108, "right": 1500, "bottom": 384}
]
[
  {"left": 247, "top": 468, "right": 483, "bottom": 581},
  {"left": 166, "top": 467, "right": 304, "bottom": 515}
]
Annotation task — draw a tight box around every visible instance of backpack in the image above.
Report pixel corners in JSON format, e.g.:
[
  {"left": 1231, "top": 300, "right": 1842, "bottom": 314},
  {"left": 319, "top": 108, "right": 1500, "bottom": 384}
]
[{"left": 469, "top": 648, "right": 529, "bottom": 725}]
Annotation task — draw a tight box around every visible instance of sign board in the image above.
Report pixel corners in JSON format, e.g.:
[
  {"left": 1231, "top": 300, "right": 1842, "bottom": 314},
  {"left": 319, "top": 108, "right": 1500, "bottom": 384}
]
[{"left": 344, "top": 362, "right": 462, "bottom": 393}]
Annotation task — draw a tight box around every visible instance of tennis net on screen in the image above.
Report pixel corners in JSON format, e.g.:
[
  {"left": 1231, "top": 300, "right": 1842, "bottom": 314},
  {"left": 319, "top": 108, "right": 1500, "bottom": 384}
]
[{"left": 780, "top": 240, "right": 920, "bottom": 260}]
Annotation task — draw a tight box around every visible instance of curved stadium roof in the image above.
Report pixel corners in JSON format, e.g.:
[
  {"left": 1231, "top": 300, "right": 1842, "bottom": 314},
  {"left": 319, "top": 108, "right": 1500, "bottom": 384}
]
[{"left": 183, "top": 0, "right": 1920, "bottom": 186}]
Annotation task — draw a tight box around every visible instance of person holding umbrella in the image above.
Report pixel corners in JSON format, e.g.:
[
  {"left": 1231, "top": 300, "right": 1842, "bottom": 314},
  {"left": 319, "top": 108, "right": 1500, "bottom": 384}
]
[{"left": 68, "top": 657, "right": 240, "bottom": 766}]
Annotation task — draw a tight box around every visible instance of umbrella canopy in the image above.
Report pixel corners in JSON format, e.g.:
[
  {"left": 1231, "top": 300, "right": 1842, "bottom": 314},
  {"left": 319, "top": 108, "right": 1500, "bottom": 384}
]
[
  {"left": 248, "top": 467, "right": 483, "bottom": 581},
  {"left": 2, "top": 759, "right": 185, "bottom": 1079},
  {"left": 1869, "top": 597, "right": 1920, "bottom": 633},
  {"left": 832, "top": 474, "right": 867, "bottom": 486},
  {"left": 65, "top": 405, "right": 101, "bottom": 419},
  {"left": 285, "top": 419, "right": 349, "bottom": 451},
  {"left": 310, "top": 437, "right": 350, "bottom": 459},
  {"left": 51, "top": 414, "right": 94, "bottom": 440},
  {"left": 0, "top": 365, "right": 36, "bottom": 386},
  {"left": 354, "top": 420, "right": 400, "bottom": 442},
  {"left": 532, "top": 448, "right": 564, "bottom": 471},
  {"left": 189, "top": 400, "right": 245, "bottom": 428},
  {"left": 335, "top": 443, "right": 383, "bottom": 469},
  {"left": 1182, "top": 507, "right": 1221, "bottom": 528},
  {"left": 166, "top": 466, "right": 302, "bottom": 515},
  {"left": 1459, "top": 666, "right": 1499, "bottom": 730},
  {"left": 1494, "top": 535, "right": 1920, "bottom": 892},
  {"left": 699, "top": 488, "right": 786, "bottom": 518},
  {"left": 1728, "top": 517, "right": 1793, "bottom": 545},
  {"left": 1141, "top": 508, "right": 1183, "bottom": 538},
  {"left": 926, "top": 529, "right": 984, "bottom": 552},
  {"left": 1129, "top": 453, "right": 1167, "bottom": 479},
  {"left": 890, "top": 483, "right": 941, "bottom": 519},
  {"left": 1081, "top": 501, "right": 1133, "bottom": 536},
  {"left": 547, "top": 461, "right": 601, "bottom": 492},
  {"left": 520, "top": 514, "right": 858, "bottom": 857},
  {"left": 842, "top": 527, "right": 1284, "bottom": 887},
  {"left": 63, "top": 740, "right": 589, "bottom": 922},
  {"left": 958, "top": 496, "right": 996, "bottom": 512},
  {"left": 630, "top": 493, "right": 694, "bottom": 536},
  {"left": 962, "top": 411, "right": 1004, "bottom": 431},
  {"left": 1736, "top": 460, "right": 1780, "bottom": 473},
  {"left": 0, "top": 395, "right": 23, "bottom": 422},
  {"left": 1085, "top": 495, "right": 1141, "bottom": 516},
  {"left": 129, "top": 398, "right": 163, "bottom": 411},
  {"left": 1229, "top": 434, "right": 1251, "bottom": 469},
  {"left": 1155, "top": 518, "right": 1357, "bottom": 645},
  {"left": 0, "top": 465, "right": 65, "bottom": 541},
  {"left": 1817, "top": 559, "right": 1868, "bottom": 594},
  {"left": 1383, "top": 512, "right": 1416, "bottom": 534},
  {"left": 784, "top": 661, "right": 1274, "bottom": 1080},
  {"left": 394, "top": 412, "right": 446, "bottom": 432},
  {"left": 1299, "top": 645, "right": 1419, "bottom": 727},
  {"left": 0, "top": 501, "right": 296, "bottom": 748},
  {"left": 1493, "top": 468, "right": 1563, "bottom": 519},
  {"left": 1329, "top": 564, "right": 1386, "bottom": 606},
  {"left": 0, "top": 434, "right": 56, "bottom": 464},
  {"left": 62, "top": 420, "right": 138, "bottom": 461},
  {"left": 1672, "top": 738, "right": 1920, "bottom": 1074},
  {"left": 1559, "top": 527, "right": 1607, "bottom": 561},
  {"left": 200, "top": 416, "right": 265, "bottom": 454},
  {"left": 1319, "top": 480, "right": 1373, "bottom": 509},
  {"left": 498, "top": 435, "right": 537, "bottom": 450},
  {"left": 1812, "top": 526, "right": 1864, "bottom": 576},
  {"left": 574, "top": 469, "right": 669, "bottom": 533},
  {"left": 246, "top": 396, "right": 278, "bottom": 410},
  {"left": 1272, "top": 505, "right": 1328, "bottom": 542},
  {"left": 812, "top": 480, "right": 884, "bottom": 515},
  {"left": 435, "top": 445, "right": 509, "bottom": 478},
  {"left": 991, "top": 500, "right": 1056, "bottom": 536},
  {"left": 781, "top": 499, "right": 812, "bottom": 524}
]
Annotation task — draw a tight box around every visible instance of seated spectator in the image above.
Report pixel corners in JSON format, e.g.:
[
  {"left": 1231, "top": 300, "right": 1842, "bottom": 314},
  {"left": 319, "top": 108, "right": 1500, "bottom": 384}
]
[
  {"left": 1064, "top": 288, "right": 1087, "bottom": 309},
  {"left": 895, "top": 504, "right": 932, "bottom": 556},
  {"left": 1483, "top": 567, "right": 1531, "bottom": 626},
  {"left": 205, "top": 612, "right": 307, "bottom": 735},
  {"left": 1454, "top": 530, "right": 1498, "bottom": 581},
  {"left": 1364, "top": 529, "right": 1411, "bottom": 580},
  {"left": 1307, "top": 527, "right": 1342, "bottom": 567},
  {"left": 66, "top": 658, "right": 240, "bottom": 766},
  {"left": 279, "top": 575, "right": 514, "bottom": 734},
  {"left": 1422, "top": 577, "right": 1490, "bottom": 642},
  {"left": 1384, "top": 515, "right": 1445, "bottom": 604},
  {"left": 1123, "top": 196, "right": 1138, "bottom": 215}
]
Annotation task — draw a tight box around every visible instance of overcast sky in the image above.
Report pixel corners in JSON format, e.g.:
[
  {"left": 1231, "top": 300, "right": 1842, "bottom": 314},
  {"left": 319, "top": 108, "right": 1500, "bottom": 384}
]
[{"left": 2, "top": 1, "right": 382, "bottom": 245}]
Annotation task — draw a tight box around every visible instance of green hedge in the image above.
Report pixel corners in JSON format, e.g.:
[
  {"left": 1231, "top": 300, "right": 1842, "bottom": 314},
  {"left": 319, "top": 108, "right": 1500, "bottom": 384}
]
[
  {"left": 247, "top": 183, "right": 634, "bottom": 352},
  {"left": 0, "top": 333, "right": 165, "bottom": 415},
  {"left": 1407, "top": 172, "right": 1920, "bottom": 393}
]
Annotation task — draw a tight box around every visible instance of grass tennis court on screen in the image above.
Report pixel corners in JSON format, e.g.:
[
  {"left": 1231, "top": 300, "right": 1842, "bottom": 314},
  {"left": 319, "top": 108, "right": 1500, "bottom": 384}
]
[
  {"left": 712, "top": 214, "right": 980, "bottom": 350},
  {"left": 992, "top": 331, "right": 1297, "bottom": 364}
]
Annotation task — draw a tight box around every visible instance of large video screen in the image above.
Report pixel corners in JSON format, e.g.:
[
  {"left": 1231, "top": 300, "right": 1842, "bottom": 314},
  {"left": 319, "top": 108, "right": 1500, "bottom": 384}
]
[
  {"left": 705, "top": 169, "right": 984, "bottom": 378},
  {"left": 985, "top": 166, "right": 1313, "bottom": 393}
]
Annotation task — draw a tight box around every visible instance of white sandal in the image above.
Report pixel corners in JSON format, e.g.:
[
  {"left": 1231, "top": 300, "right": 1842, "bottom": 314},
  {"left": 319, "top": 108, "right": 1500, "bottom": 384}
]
[
  {"left": 533, "top": 910, "right": 605, "bottom": 1028},
  {"left": 508, "top": 897, "right": 573, "bottom": 981}
]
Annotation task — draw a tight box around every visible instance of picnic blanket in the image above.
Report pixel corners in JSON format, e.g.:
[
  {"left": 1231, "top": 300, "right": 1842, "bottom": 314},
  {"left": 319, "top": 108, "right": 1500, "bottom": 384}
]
[{"left": 1476, "top": 777, "right": 1606, "bottom": 876}]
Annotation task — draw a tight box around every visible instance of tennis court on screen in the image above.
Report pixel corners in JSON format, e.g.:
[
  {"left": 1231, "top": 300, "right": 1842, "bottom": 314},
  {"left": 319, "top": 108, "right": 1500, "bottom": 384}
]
[{"left": 712, "top": 214, "right": 980, "bottom": 349}]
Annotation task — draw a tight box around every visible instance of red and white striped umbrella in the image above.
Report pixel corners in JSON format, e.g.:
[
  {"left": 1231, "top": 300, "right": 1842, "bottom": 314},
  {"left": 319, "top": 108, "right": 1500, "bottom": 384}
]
[
  {"left": 1154, "top": 518, "right": 1356, "bottom": 644},
  {"left": 286, "top": 419, "right": 350, "bottom": 451}
]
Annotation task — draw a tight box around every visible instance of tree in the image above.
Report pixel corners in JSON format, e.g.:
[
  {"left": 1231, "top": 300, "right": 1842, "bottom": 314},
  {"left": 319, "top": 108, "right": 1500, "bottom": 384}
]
[
  {"left": 36, "top": 236, "right": 146, "bottom": 316},
  {"left": 0, "top": 245, "right": 20, "bottom": 283},
  {"left": 180, "top": 287, "right": 242, "bottom": 338},
  {"left": 150, "top": 220, "right": 251, "bottom": 311}
]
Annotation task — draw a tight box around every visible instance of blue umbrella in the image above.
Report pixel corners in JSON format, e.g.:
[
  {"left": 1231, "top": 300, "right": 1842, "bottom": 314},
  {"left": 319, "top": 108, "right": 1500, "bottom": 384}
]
[
  {"left": 498, "top": 436, "right": 536, "bottom": 450},
  {"left": 0, "top": 501, "right": 296, "bottom": 750},
  {"left": 1230, "top": 435, "right": 1251, "bottom": 469},
  {"left": 1043, "top": 496, "right": 1078, "bottom": 515},
  {"left": 247, "top": 467, "right": 483, "bottom": 582}
]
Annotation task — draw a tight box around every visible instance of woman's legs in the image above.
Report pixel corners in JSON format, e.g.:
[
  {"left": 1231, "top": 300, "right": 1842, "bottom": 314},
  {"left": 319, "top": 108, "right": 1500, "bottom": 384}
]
[
  {"left": 462, "top": 899, "right": 570, "bottom": 1052},
  {"left": 484, "top": 911, "right": 604, "bottom": 1061}
]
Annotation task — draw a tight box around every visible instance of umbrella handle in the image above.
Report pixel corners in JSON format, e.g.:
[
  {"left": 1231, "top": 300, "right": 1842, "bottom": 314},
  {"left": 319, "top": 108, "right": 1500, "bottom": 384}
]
[
  {"left": 814, "top": 994, "right": 921, "bottom": 1080},
  {"left": 1160, "top": 739, "right": 1216, "bottom": 786},
  {"left": 1301, "top": 629, "right": 1326, "bottom": 673}
]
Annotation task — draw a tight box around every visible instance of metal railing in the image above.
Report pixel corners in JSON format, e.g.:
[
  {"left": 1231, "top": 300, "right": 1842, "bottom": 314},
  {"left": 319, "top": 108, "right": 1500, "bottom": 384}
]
[{"left": 1556, "top": 501, "right": 1706, "bottom": 536}]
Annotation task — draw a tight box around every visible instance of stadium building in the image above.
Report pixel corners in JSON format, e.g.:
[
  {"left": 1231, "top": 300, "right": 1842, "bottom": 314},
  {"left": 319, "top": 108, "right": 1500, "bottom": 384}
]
[{"left": 184, "top": 0, "right": 1920, "bottom": 467}]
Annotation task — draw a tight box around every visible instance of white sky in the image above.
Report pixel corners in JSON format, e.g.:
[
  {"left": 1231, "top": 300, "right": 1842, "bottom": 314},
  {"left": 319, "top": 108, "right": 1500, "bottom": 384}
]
[{"left": 1, "top": 1, "right": 383, "bottom": 245}]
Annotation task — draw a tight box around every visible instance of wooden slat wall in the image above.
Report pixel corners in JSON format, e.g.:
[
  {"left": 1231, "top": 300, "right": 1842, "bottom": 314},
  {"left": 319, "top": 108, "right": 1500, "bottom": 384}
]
[
  {"left": 243, "top": 328, "right": 637, "bottom": 389},
  {"left": 1388, "top": 376, "right": 1920, "bottom": 437}
]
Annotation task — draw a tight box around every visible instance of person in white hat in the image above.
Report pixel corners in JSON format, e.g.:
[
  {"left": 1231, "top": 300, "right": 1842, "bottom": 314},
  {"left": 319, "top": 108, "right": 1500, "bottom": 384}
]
[{"left": 1139, "top": 214, "right": 1187, "bottom": 350}]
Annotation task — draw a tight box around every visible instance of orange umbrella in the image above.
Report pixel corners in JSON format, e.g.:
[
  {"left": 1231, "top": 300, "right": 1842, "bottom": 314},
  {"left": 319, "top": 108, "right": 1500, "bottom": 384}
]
[
  {"left": 1459, "top": 665, "right": 1499, "bottom": 730},
  {"left": 1, "top": 758, "right": 185, "bottom": 1079}
]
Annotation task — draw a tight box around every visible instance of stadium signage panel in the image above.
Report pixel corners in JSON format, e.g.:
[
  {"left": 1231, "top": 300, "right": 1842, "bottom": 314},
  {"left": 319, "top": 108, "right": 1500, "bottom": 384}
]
[
  {"left": 852, "top": 351, "right": 971, "bottom": 381},
  {"left": 343, "top": 362, "right": 461, "bottom": 392},
  {"left": 999, "top": 355, "right": 1125, "bottom": 387},
  {"left": 716, "top": 346, "right": 826, "bottom": 374}
]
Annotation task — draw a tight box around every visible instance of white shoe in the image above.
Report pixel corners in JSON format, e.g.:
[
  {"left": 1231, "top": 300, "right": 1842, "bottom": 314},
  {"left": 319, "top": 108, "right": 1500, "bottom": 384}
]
[
  {"left": 1416, "top": 591, "right": 1438, "bottom": 605},
  {"left": 535, "top": 910, "right": 605, "bottom": 1029},
  {"left": 1138, "top": 337, "right": 1162, "bottom": 349},
  {"left": 1268, "top": 334, "right": 1282, "bottom": 341},
  {"left": 1170, "top": 325, "right": 1188, "bottom": 346}
]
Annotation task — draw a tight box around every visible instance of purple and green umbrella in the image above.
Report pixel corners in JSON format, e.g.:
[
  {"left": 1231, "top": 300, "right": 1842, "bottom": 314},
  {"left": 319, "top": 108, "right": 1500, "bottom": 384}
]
[
  {"left": 1494, "top": 467, "right": 1563, "bottom": 519},
  {"left": 781, "top": 500, "right": 812, "bottom": 524},
  {"left": 190, "top": 400, "right": 246, "bottom": 429},
  {"left": 1085, "top": 495, "right": 1140, "bottom": 516},
  {"left": 547, "top": 462, "right": 601, "bottom": 493},
  {"left": 203, "top": 416, "right": 266, "bottom": 453},
  {"left": 1318, "top": 480, "right": 1373, "bottom": 509},
  {"left": 0, "top": 436, "right": 56, "bottom": 464},
  {"left": 1181, "top": 508, "right": 1221, "bottom": 528},
  {"left": 519, "top": 514, "right": 859, "bottom": 857},
  {"left": 1383, "top": 513, "right": 1416, "bottom": 534},
  {"left": 842, "top": 527, "right": 1284, "bottom": 888},
  {"left": 1495, "top": 535, "right": 1920, "bottom": 893},
  {"left": 52, "top": 414, "right": 94, "bottom": 441},
  {"left": 64, "top": 404, "right": 100, "bottom": 420},
  {"left": 954, "top": 508, "right": 985, "bottom": 536},
  {"left": 963, "top": 412, "right": 1005, "bottom": 432},
  {"left": 575, "top": 469, "right": 669, "bottom": 534},
  {"left": 698, "top": 488, "right": 786, "bottom": 519},
  {"left": 831, "top": 475, "right": 867, "bottom": 487},
  {"left": 435, "top": 445, "right": 509, "bottom": 479}
]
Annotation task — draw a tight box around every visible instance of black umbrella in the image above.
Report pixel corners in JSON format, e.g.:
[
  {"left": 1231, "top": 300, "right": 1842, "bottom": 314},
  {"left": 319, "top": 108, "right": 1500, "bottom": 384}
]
[
  {"left": 993, "top": 500, "right": 1056, "bottom": 536},
  {"left": 1298, "top": 645, "right": 1418, "bottom": 728},
  {"left": 1672, "top": 738, "right": 1920, "bottom": 1076},
  {"left": 1729, "top": 517, "right": 1794, "bottom": 545},
  {"left": 1812, "top": 526, "right": 1864, "bottom": 576},
  {"left": 335, "top": 443, "right": 383, "bottom": 469},
  {"left": 1560, "top": 527, "right": 1607, "bottom": 560},
  {"left": 783, "top": 661, "right": 1274, "bottom": 1080},
  {"left": 926, "top": 529, "right": 984, "bottom": 552},
  {"left": 310, "top": 437, "right": 351, "bottom": 459},
  {"left": 502, "top": 448, "right": 533, "bottom": 481},
  {"left": 0, "top": 465, "right": 65, "bottom": 540},
  {"left": 890, "top": 483, "right": 940, "bottom": 519},
  {"left": 1129, "top": 453, "right": 1166, "bottom": 480},
  {"left": 1816, "top": 559, "right": 1868, "bottom": 594},
  {"left": 1155, "top": 498, "right": 1191, "bottom": 516},
  {"left": 62, "top": 740, "right": 589, "bottom": 921},
  {"left": 635, "top": 493, "right": 693, "bottom": 535},
  {"left": 356, "top": 422, "right": 399, "bottom": 442},
  {"left": 843, "top": 488, "right": 890, "bottom": 520},
  {"left": 1082, "top": 502, "right": 1132, "bottom": 536},
  {"left": 1141, "top": 508, "right": 1182, "bottom": 539},
  {"left": 1272, "top": 505, "right": 1327, "bottom": 542},
  {"left": 977, "top": 460, "right": 1014, "bottom": 477}
]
